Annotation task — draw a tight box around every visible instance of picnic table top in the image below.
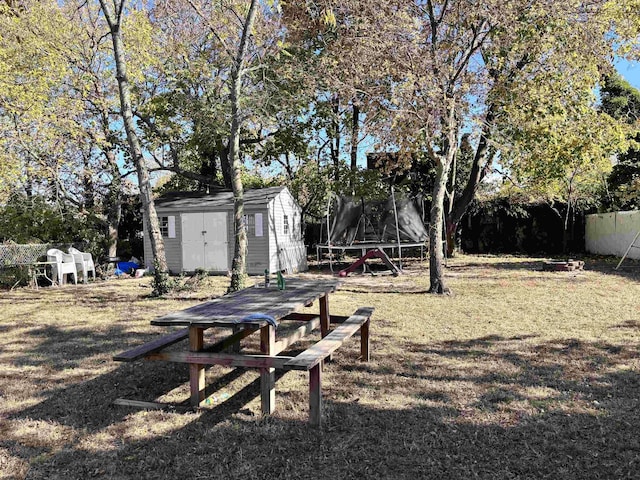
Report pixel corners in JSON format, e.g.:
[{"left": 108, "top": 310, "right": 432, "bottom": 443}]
[{"left": 151, "top": 277, "right": 342, "bottom": 328}]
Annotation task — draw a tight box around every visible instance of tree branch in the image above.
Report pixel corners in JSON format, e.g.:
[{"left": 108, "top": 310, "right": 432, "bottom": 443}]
[
  {"left": 186, "top": 0, "right": 236, "bottom": 61},
  {"left": 149, "top": 163, "right": 220, "bottom": 187}
]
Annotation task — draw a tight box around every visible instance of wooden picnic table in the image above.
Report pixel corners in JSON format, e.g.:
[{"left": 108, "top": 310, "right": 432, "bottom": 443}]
[
  {"left": 149, "top": 278, "right": 342, "bottom": 412},
  {"left": 115, "top": 277, "right": 374, "bottom": 425}
]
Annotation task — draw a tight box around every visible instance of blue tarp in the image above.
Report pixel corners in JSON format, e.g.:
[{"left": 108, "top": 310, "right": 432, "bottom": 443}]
[{"left": 115, "top": 261, "right": 140, "bottom": 276}]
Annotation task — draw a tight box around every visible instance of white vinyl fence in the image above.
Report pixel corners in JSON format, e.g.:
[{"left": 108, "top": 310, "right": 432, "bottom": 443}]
[{"left": 585, "top": 211, "right": 640, "bottom": 259}]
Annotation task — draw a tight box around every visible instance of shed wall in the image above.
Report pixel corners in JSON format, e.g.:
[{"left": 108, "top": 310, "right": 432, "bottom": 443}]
[
  {"left": 268, "top": 190, "right": 308, "bottom": 273},
  {"left": 142, "top": 215, "right": 183, "bottom": 272},
  {"left": 147, "top": 207, "right": 277, "bottom": 275}
]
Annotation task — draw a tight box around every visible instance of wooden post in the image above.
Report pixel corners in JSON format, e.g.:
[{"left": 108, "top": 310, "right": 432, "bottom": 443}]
[
  {"left": 189, "top": 327, "right": 205, "bottom": 407},
  {"left": 260, "top": 324, "right": 276, "bottom": 415},
  {"left": 319, "top": 294, "right": 330, "bottom": 338},
  {"left": 360, "top": 318, "right": 370, "bottom": 362},
  {"left": 309, "top": 364, "right": 322, "bottom": 427},
  {"left": 231, "top": 325, "right": 241, "bottom": 353},
  {"left": 319, "top": 293, "right": 332, "bottom": 362}
]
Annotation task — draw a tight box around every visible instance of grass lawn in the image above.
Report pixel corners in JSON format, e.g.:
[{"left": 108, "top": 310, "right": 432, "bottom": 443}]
[{"left": 1, "top": 254, "right": 640, "bottom": 479}]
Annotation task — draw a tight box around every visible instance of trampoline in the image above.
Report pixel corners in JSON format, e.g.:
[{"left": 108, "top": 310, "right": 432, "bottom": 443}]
[{"left": 316, "top": 191, "right": 428, "bottom": 274}]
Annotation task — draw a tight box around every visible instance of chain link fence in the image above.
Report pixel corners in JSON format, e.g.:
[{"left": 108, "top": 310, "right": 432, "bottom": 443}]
[
  {"left": 0, "top": 243, "right": 71, "bottom": 267},
  {"left": 0, "top": 243, "right": 74, "bottom": 288}
]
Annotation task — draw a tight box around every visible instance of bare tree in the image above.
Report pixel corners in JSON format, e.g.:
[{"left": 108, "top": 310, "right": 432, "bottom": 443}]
[{"left": 98, "top": 0, "right": 167, "bottom": 271}]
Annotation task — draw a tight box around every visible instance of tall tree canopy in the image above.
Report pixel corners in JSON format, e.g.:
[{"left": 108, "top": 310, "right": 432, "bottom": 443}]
[
  {"left": 0, "top": 0, "right": 132, "bottom": 257},
  {"left": 285, "top": 0, "right": 639, "bottom": 293}
]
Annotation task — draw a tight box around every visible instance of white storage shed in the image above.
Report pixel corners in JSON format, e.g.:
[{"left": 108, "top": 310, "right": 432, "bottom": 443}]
[{"left": 142, "top": 186, "right": 308, "bottom": 275}]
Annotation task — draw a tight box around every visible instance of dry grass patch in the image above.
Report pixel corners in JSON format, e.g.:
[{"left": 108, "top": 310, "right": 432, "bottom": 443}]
[{"left": 1, "top": 255, "right": 640, "bottom": 479}]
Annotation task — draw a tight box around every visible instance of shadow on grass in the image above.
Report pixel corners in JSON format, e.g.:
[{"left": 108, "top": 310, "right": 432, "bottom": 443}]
[
  {"left": 358, "top": 334, "right": 637, "bottom": 393},
  {"left": 339, "top": 287, "right": 431, "bottom": 295},
  {"left": 448, "top": 255, "right": 640, "bottom": 283},
  {"left": 8, "top": 360, "right": 268, "bottom": 431},
  {"left": 12, "top": 325, "right": 134, "bottom": 369},
  {"left": 582, "top": 257, "right": 640, "bottom": 281},
  {"left": 0, "top": 280, "right": 224, "bottom": 312},
  {"left": 611, "top": 319, "right": 640, "bottom": 330},
  {"left": 8, "top": 323, "right": 189, "bottom": 371},
  {"left": 3, "top": 331, "right": 640, "bottom": 479}
]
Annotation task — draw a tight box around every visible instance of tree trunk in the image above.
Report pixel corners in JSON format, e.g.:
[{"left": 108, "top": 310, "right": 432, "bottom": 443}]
[
  {"left": 429, "top": 105, "right": 457, "bottom": 294},
  {"left": 445, "top": 218, "right": 457, "bottom": 257},
  {"left": 105, "top": 148, "right": 122, "bottom": 259},
  {"left": 99, "top": 0, "right": 167, "bottom": 272},
  {"left": 330, "top": 95, "right": 340, "bottom": 183},
  {"left": 282, "top": 152, "right": 294, "bottom": 180},
  {"left": 443, "top": 50, "right": 530, "bottom": 255},
  {"left": 199, "top": 150, "right": 218, "bottom": 191},
  {"left": 227, "top": 93, "right": 248, "bottom": 291},
  {"left": 429, "top": 161, "right": 451, "bottom": 294},
  {"left": 444, "top": 134, "right": 458, "bottom": 257},
  {"left": 350, "top": 101, "right": 359, "bottom": 193},
  {"left": 445, "top": 106, "right": 496, "bottom": 255},
  {"left": 83, "top": 155, "right": 95, "bottom": 211},
  {"left": 227, "top": 148, "right": 247, "bottom": 292},
  {"left": 216, "top": 136, "right": 233, "bottom": 189},
  {"left": 562, "top": 203, "right": 571, "bottom": 254},
  {"left": 226, "top": 0, "right": 258, "bottom": 293},
  {"left": 23, "top": 160, "right": 33, "bottom": 199}
]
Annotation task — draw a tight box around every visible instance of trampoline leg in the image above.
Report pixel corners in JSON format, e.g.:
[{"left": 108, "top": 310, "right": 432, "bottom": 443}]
[{"left": 328, "top": 247, "right": 334, "bottom": 273}]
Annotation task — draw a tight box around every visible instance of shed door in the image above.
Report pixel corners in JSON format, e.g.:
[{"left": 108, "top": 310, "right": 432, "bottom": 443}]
[{"left": 182, "top": 212, "right": 228, "bottom": 272}]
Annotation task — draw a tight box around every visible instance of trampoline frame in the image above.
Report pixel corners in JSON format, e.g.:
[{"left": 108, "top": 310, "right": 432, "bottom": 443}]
[{"left": 315, "top": 242, "right": 426, "bottom": 273}]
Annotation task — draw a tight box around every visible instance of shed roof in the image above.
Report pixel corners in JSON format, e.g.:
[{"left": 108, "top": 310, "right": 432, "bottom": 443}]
[{"left": 154, "top": 186, "right": 288, "bottom": 210}]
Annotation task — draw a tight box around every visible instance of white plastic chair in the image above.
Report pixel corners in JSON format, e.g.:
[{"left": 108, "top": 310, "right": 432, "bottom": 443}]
[
  {"left": 68, "top": 247, "right": 96, "bottom": 283},
  {"left": 47, "top": 248, "right": 78, "bottom": 285}
]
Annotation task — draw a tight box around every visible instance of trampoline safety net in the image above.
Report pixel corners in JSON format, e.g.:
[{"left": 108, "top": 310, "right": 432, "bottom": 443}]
[{"left": 327, "top": 195, "right": 428, "bottom": 245}]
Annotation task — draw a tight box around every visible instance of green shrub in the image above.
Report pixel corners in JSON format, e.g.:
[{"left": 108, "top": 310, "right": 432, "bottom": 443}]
[{"left": 150, "top": 258, "right": 173, "bottom": 297}]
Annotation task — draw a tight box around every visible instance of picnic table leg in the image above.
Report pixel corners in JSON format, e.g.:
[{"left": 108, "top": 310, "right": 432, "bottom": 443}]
[
  {"left": 189, "top": 326, "right": 205, "bottom": 407},
  {"left": 260, "top": 324, "right": 275, "bottom": 415},
  {"left": 361, "top": 317, "right": 370, "bottom": 362},
  {"left": 309, "top": 364, "right": 322, "bottom": 427},
  {"left": 319, "top": 293, "right": 330, "bottom": 338},
  {"left": 319, "top": 293, "right": 332, "bottom": 362},
  {"left": 231, "top": 325, "right": 242, "bottom": 353}
]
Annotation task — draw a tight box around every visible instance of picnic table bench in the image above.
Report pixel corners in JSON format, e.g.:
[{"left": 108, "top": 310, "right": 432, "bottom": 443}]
[{"left": 114, "top": 278, "right": 373, "bottom": 426}]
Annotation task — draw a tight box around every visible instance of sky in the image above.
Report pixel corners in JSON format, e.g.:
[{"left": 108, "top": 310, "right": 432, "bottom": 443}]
[{"left": 615, "top": 58, "right": 640, "bottom": 89}]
